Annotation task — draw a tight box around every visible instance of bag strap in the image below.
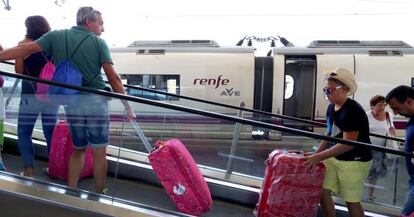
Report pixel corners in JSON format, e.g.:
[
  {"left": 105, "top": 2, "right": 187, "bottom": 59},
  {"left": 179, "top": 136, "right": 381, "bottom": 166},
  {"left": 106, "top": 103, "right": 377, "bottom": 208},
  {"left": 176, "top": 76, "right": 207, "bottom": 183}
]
[
  {"left": 64, "top": 30, "right": 98, "bottom": 85},
  {"left": 65, "top": 30, "right": 91, "bottom": 60},
  {"left": 386, "top": 112, "right": 392, "bottom": 127},
  {"left": 40, "top": 52, "right": 52, "bottom": 63},
  {"left": 83, "top": 71, "right": 101, "bottom": 85}
]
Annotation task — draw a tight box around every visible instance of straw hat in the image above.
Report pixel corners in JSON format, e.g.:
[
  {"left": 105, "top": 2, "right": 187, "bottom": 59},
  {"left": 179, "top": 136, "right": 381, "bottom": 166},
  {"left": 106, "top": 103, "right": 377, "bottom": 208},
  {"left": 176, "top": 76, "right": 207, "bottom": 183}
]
[{"left": 324, "top": 67, "right": 357, "bottom": 95}]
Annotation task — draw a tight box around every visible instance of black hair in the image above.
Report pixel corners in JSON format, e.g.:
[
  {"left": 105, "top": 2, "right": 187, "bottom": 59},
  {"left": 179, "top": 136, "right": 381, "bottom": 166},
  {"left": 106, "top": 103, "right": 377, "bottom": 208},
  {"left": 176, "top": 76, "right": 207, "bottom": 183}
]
[{"left": 385, "top": 85, "right": 414, "bottom": 104}]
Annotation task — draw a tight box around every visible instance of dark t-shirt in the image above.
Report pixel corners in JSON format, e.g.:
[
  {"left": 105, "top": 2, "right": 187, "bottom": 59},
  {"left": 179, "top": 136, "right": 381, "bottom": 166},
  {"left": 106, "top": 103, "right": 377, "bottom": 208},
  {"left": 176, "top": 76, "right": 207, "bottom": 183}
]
[
  {"left": 21, "top": 52, "right": 51, "bottom": 94},
  {"left": 405, "top": 117, "right": 414, "bottom": 194},
  {"left": 326, "top": 98, "right": 372, "bottom": 161}
]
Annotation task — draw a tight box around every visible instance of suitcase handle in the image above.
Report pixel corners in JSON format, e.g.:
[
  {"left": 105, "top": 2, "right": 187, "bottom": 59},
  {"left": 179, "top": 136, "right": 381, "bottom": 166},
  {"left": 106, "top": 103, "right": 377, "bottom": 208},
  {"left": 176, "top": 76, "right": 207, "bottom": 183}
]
[
  {"left": 130, "top": 119, "right": 153, "bottom": 153},
  {"left": 287, "top": 150, "right": 305, "bottom": 156}
]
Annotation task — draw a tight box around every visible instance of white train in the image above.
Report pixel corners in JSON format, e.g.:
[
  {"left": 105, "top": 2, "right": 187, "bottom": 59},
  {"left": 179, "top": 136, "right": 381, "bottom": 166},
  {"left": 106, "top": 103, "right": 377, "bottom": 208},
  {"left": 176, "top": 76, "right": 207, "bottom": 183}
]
[
  {"left": 110, "top": 40, "right": 414, "bottom": 133},
  {"left": 2, "top": 40, "right": 412, "bottom": 140}
]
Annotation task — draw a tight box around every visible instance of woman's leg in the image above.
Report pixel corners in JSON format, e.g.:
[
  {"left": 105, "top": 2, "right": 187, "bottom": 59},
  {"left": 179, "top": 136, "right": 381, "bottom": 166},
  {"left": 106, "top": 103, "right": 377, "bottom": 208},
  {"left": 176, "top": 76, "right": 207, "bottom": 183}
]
[
  {"left": 367, "top": 178, "right": 377, "bottom": 199},
  {"left": 17, "top": 97, "right": 40, "bottom": 176}
]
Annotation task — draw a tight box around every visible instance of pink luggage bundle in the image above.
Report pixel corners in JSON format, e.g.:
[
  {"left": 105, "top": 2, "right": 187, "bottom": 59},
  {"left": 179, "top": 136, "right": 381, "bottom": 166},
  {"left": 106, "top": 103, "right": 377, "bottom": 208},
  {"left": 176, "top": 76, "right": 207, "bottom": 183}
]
[
  {"left": 256, "top": 150, "right": 326, "bottom": 217},
  {"left": 131, "top": 120, "right": 212, "bottom": 216},
  {"left": 48, "top": 120, "right": 94, "bottom": 180}
]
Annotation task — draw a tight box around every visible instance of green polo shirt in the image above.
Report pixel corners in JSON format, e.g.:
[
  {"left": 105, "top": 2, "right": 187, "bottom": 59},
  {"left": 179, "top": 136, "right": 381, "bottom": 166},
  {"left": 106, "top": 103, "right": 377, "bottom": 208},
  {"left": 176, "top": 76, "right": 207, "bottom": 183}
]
[{"left": 36, "top": 26, "right": 112, "bottom": 89}]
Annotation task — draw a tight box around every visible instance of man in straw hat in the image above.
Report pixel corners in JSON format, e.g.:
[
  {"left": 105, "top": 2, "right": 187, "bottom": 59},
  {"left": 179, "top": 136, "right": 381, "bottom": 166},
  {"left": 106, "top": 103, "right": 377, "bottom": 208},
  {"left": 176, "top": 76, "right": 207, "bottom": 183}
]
[{"left": 304, "top": 67, "right": 372, "bottom": 217}]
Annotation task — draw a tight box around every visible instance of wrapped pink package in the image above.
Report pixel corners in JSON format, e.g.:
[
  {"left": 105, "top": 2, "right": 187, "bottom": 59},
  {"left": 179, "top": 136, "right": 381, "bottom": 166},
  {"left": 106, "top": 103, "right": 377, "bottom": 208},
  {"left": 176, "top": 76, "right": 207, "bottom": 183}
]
[{"left": 256, "top": 150, "right": 325, "bottom": 217}]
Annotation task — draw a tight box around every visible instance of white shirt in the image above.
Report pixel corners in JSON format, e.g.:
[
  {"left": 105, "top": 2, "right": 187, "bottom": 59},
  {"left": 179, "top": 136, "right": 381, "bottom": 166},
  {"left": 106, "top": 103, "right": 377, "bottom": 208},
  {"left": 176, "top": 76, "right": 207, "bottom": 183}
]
[{"left": 366, "top": 110, "right": 394, "bottom": 147}]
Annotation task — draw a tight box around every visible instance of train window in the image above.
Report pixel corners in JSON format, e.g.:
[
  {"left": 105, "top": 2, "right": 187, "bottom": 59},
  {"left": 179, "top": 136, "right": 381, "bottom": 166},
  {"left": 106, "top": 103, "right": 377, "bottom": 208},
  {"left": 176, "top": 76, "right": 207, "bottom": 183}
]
[
  {"left": 284, "top": 75, "right": 294, "bottom": 99},
  {"left": 124, "top": 74, "right": 180, "bottom": 101}
]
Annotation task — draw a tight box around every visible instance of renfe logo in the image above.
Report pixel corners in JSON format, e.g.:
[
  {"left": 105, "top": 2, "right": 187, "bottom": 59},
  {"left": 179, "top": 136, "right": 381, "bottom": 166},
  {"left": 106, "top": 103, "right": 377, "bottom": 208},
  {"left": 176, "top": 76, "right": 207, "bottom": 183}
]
[{"left": 193, "top": 75, "right": 229, "bottom": 89}]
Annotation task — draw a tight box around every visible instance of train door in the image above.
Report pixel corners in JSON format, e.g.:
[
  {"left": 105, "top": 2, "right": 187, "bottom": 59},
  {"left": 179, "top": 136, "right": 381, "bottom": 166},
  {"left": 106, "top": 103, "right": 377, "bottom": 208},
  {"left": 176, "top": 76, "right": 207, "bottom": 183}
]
[
  {"left": 253, "top": 57, "right": 273, "bottom": 113},
  {"left": 252, "top": 56, "right": 273, "bottom": 139},
  {"left": 283, "top": 56, "right": 316, "bottom": 130}
]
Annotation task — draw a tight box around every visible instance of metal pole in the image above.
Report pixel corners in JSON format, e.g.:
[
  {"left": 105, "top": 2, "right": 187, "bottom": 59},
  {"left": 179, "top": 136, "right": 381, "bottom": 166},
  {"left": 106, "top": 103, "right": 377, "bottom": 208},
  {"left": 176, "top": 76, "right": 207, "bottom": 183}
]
[
  {"left": 392, "top": 156, "right": 399, "bottom": 205},
  {"left": 225, "top": 101, "right": 245, "bottom": 175},
  {"left": 5, "top": 78, "right": 20, "bottom": 108}
]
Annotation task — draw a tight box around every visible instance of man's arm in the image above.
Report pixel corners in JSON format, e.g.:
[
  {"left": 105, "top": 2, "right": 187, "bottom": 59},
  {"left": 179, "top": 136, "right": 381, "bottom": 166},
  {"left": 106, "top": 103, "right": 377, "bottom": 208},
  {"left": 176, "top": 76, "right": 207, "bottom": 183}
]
[
  {"left": 315, "top": 133, "right": 330, "bottom": 153},
  {"left": 304, "top": 131, "right": 358, "bottom": 166},
  {"left": 15, "top": 39, "right": 34, "bottom": 74},
  {"left": 102, "top": 63, "right": 135, "bottom": 118},
  {"left": 0, "top": 42, "right": 42, "bottom": 61}
]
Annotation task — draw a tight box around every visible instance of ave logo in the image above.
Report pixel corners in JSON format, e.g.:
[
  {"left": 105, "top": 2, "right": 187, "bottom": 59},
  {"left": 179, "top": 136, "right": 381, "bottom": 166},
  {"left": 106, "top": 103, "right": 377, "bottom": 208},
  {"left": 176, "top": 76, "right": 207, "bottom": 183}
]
[
  {"left": 193, "top": 75, "right": 241, "bottom": 97},
  {"left": 220, "top": 88, "right": 240, "bottom": 96}
]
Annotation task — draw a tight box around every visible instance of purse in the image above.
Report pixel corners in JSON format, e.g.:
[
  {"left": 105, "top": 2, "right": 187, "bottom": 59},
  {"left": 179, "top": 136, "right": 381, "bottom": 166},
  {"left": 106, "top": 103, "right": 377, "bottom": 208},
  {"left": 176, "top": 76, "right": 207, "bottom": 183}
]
[{"left": 385, "top": 137, "right": 399, "bottom": 150}]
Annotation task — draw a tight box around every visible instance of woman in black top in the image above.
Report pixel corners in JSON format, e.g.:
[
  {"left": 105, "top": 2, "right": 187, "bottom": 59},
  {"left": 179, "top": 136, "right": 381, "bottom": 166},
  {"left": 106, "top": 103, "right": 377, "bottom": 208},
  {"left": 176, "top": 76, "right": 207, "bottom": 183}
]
[{"left": 15, "top": 16, "right": 59, "bottom": 177}]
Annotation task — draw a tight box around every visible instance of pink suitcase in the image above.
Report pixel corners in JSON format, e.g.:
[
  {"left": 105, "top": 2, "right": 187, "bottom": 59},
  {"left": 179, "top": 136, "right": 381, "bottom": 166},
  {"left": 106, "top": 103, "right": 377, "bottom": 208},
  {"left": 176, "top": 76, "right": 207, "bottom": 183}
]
[
  {"left": 130, "top": 119, "right": 212, "bottom": 215},
  {"left": 148, "top": 139, "right": 212, "bottom": 216},
  {"left": 256, "top": 150, "right": 325, "bottom": 217},
  {"left": 48, "top": 120, "right": 94, "bottom": 180}
]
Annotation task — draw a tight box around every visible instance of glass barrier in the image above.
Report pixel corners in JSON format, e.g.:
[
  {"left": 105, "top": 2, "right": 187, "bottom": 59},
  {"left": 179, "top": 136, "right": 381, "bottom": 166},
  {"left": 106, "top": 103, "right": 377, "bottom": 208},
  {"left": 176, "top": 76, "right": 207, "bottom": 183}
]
[{"left": 0, "top": 68, "right": 411, "bottom": 216}]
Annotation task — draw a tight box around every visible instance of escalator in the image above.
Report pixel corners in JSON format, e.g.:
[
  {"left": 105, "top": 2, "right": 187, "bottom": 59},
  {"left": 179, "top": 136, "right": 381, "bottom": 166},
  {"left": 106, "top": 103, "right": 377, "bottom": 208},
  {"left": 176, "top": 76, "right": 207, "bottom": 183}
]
[{"left": 0, "top": 65, "right": 411, "bottom": 216}]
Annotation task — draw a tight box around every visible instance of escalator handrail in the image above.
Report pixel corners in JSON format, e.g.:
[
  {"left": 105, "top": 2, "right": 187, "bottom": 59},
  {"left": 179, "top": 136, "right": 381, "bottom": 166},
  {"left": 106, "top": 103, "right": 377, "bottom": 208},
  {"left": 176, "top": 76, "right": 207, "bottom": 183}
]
[
  {"left": 0, "top": 69, "right": 411, "bottom": 158},
  {"left": 117, "top": 82, "right": 406, "bottom": 143}
]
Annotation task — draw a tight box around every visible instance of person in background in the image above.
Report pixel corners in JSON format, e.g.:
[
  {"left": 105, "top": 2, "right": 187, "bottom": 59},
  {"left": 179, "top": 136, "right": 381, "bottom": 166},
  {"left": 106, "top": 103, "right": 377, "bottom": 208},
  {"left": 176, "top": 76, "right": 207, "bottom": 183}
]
[
  {"left": 0, "top": 43, "right": 6, "bottom": 171},
  {"left": 0, "top": 7, "right": 134, "bottom": 193},
  {"left": 386, "top": 85, "right": 414, "bottom": 216},
  {"left": 14, "top": 16, "right": 59, "bottom": 177},
  {"left": 304, "top": 67, "right": 372, "bottom": 217},
  {"left": 366, "top": 95, "right": 396, "bottom": 201}
]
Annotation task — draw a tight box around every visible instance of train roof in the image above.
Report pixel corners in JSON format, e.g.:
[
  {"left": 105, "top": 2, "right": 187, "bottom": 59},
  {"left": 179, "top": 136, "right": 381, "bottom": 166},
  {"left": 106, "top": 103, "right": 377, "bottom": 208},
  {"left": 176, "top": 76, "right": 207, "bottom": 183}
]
[
  {"left": 112, "top": 40, "right": 414, "bottom": 55},
  {"left": 128, "top": 40, "right": 221, "bottom": 47},
  {"left": 308, "top": 40, "right": 412, "bottom": 48},
  {"left": 273, "top": 40, "right": 414, "bottom": 55},
  {"left": 112, "top": 40, "right": 254, "bottom": 54}
]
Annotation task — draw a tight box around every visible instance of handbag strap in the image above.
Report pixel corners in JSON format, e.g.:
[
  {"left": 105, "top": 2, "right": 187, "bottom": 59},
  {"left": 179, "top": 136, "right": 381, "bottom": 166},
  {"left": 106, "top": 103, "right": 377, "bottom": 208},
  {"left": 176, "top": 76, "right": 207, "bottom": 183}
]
[
  {"left": 386, "top": 112, "right": 392, "bottom": 127},
  {"left": 40, "top": 52, "right": 53, "bottom": 63}
]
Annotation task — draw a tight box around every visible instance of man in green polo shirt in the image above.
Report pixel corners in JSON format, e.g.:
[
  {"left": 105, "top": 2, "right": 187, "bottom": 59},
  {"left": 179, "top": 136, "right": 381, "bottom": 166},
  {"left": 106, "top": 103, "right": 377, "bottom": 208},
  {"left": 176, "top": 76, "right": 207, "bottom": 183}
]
[{"left": 0, "top": 7, "right": 135, "bottom": 194}]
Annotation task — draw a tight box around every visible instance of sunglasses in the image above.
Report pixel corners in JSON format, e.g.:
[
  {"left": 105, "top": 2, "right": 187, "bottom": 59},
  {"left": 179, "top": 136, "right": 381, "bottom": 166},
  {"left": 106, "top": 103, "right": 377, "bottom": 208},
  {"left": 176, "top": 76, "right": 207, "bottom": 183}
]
[{"left": 323, "top": 86, "right": 342, "bottom": 95}]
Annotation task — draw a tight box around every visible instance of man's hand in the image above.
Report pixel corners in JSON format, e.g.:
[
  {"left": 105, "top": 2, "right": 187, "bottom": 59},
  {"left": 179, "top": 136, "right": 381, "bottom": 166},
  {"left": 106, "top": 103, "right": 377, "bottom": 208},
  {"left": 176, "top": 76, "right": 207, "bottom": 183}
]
[{"left": 303, "top": 153, "right": 323, "bottom": 167}]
